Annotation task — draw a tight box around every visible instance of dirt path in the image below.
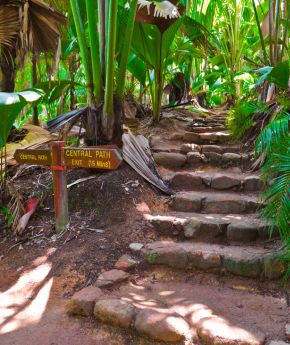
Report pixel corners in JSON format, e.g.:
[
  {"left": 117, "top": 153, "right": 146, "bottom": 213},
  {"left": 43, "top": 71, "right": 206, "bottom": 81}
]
[{"left": 0, "top": 109, "right": 289, "bottom": 345}]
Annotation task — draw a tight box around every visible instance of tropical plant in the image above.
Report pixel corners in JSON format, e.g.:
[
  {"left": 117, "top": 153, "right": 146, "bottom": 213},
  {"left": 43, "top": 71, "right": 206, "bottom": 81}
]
[
  {"left": 0, "top": 0, "right": 66, "bottom": 92},
  {"left": 255, "top": 112, "right": 290, "bottom": 255}
]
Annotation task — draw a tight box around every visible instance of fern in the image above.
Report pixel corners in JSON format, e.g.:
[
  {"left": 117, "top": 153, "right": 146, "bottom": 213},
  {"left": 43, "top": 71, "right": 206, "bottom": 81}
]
[
  {"left": 257, "top": 114, "right": 290, "bottom": 262},
  {"left": 227, "top": 101, "right": 264, "bottom": 139},
  {"left": 256, "top": 112, "right": 290, "bottom": 156}
]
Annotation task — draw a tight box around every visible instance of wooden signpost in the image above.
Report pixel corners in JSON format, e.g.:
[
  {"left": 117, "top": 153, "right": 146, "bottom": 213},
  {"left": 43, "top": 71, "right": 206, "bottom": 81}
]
[{"left": 15, "top": 142, "right": 123, "bottom": 232}]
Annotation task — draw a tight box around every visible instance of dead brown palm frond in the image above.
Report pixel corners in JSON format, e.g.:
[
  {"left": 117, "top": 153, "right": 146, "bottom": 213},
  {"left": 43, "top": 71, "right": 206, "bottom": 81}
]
[
  {"left": 0, "top": 7, "right": 19, "bottom": 54},
  {"left": 0, "top": 0, "right": 66, "bottom": 67}
]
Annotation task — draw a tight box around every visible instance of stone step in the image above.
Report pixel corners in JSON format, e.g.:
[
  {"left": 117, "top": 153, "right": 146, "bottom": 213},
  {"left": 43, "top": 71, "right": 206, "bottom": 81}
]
[
  {"left": 183, "top": 131, "right": 233, "bottom": 145},
  {"left": 189, "top": 126, "right": 226, "bottom": 133},
  {"left": 66, "top": 280, "right": 287, "bottom": 343},
  {"left": 145, "top": 212, "right": 278, "bottom": 243},
  {"left": 168, "top": 172, "right": 262, "bottom": 192},
  {"left": 142, "top": 241, "right": 285, "bottom": 279},
  {"left": 171, "top": 191, "right": 261, "bottom": 214},
  {"left": 152, "top": 150, "right": 249, "bottom": 169}
]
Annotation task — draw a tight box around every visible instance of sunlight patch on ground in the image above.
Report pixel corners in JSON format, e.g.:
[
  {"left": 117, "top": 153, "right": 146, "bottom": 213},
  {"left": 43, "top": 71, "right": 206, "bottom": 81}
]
[{"left": 0, "top": 259, "right": 53, "bottom": 335}]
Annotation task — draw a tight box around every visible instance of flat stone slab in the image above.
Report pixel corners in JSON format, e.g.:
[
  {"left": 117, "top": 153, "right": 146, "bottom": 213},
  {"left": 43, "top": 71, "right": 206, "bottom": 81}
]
[
  {"left": 168, "top": 172, "right": 261, "bottom": 192},
  {"left": 172, "top": 191, "right": 260, "bottom": 214},
  {"left": 96, "top": 269, "right": 129, "bottom": 287},
  {"left": 135, "top": 309, "right": 189, "bottom": 342},
  {"left": 197, "top": 316, "right": 266, "bottom": 345},
  {"left": 129, "top": 242, "right": 144, "bottom": 252},
  {"left": 143, "top": 241, "right": 283, "bottom": 279},
  {"left": 244, "top": 176, "right": 262, "bottom": 191},
  {"left": 93, "top": 281, "right": 287, "bottom": 343},
  {"left": 201, "top": 144, "right": 240, "bottom": 154},
  {"left": 153, "top": 152, "right": 187, "bottom": 168},
  {"left": 191, "top": 126, "right": 226, "bottom": 133},
  {"left": 65, "top": 286, "right": 103, "bottom": 316},
  {"left": 94, "top": 299, "right": 135, "bottom": 328},
  {"left": 183, "top": 131, "right": 200, "bottom": 142},
  {"left": 227, "top": 221, "right": 259, "bottom": 243},
  {"left": 199, "top": 131, "right": 231, "bottom": 144},
  {"left": 115, "top": 254, "right": 139, "bottom": 270},
  {"left": 146, "top": 212, "right": 272, "bottom": 243}
]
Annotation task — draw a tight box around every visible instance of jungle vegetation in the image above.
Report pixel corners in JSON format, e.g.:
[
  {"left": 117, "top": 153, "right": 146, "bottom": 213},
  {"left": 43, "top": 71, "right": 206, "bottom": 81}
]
[{"left": 0, "top": 0, "right": 289, "bottom": 263}]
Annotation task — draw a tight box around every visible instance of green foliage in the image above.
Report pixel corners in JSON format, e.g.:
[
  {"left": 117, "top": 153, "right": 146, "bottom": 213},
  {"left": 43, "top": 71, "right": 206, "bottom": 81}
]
[
  {"left": 0, "top": 207, "right": 15, "bottom": 227},
  {"left": 0, "top": 90, "right": 43, "bottom": 148},
  {"left": 226, "top": 101, "right": 265, "bottom": 139},
  {"left": 256, "top": 112, "right": 290, "bottom": 257},
  {"left": 255, "top": 61, "right": 290, "bottom": 89}
]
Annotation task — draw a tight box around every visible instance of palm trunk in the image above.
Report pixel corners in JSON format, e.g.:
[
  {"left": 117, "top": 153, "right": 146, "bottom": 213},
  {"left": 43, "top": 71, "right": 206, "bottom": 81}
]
[
  {"left": 69, "top": 0, "right": 94, "bottom": 105},
  {"left": 116, "top": 0, "right": 138, "bottom": 100},
  {"left": 0, "top": 48, "right": 16, "bottom": 92},
  {"left": 86, "top": 0, "right": 101, "bottom": 103},
  {"left": 103, "top": 0, "right": 118, "bottom": 141},
  {"left": 98, "top": 0, "right": 106, "bottom": 95},
  {"left": 32, "top": 52, "right": 39, "bottom": 126}
]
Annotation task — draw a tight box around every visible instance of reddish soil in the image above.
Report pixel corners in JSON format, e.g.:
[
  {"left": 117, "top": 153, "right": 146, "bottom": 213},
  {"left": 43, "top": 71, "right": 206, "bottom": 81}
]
[
  {"left": 0, "top": 164, "right": 168, "bottom": 345},
  {"left": 0, "top": 110, "right": 288, "bottom": 344}
]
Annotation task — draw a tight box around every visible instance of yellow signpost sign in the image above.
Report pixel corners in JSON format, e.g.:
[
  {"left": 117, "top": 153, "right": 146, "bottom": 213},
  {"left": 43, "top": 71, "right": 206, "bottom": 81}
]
[{"left": 15, "top": 142, "right": 123, "bottom": 232}]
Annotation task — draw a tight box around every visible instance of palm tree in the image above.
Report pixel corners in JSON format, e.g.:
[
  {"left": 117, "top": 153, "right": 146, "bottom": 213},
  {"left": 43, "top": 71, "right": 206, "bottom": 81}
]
[{"left": 0, "top": 0, "right": 66, "bottom": 92}]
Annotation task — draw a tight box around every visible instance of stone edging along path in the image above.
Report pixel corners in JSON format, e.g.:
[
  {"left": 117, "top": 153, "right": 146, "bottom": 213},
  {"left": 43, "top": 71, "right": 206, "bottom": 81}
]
[
  {"left": 65, "top": 264, "right": 290, "bottom": 344},
  {"left": 65, "top": 112, "right": 289, "bottom": 344}
]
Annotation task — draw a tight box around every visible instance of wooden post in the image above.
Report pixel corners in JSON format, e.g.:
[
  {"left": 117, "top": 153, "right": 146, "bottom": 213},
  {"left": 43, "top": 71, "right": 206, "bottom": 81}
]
[{"left": 50, "top": 141, "right": 69, "bottom": 232}]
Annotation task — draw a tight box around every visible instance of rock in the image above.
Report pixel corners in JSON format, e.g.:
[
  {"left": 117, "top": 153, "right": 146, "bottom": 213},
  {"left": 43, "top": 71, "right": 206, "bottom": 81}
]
[
  {"left": 211, "top": 174, "right": 241, "bottom": 190},
  {"left": 197, "top": 316, "right": 266, "bottom": 345},
  {"left": 285, "top": 324, "right": 290, "bottom": 340},
  {"left": 115, "top": 254, "right": 138, "bottom": 270},
  {"left": 190, "top": 252, "right": 221, "bottom": 269},
  {"left": 227, "top": 222, "right": 258, "bottom": 243},
  {"left": 170, "top": 173, "right": 203, "bottom": 190},
  {"left": 199, "top": 132, "right": 231, "bottom": 144},
  {"left": 169, "top": 133, "right": 184, "bottom": 141},
  {"left": 204, "top": 152, "right": 222, "bottom": 164},
  {"left": 223, "top": 257, "right": 262, "bottom": 278},
  {"left": 244, "top": 176, "right": 261, "bottom": 191},
  {"left": 204, "top": 196, "right": 255, "bottom": 214},
  {"left": 96, "top": 269, "right": 129, "bottom": 287},
  {"left": 184, "top": 218, "right": 225, "bottom": 240},
  {"left": 180, "top": 143, "right": 201, "bottom": 154},
  {"left": 148, "top": 215, "right": 184, "bottom": 235},
  {"left": 153, "top": 152, "right": 187, "bottom": 168},
  {"left": 94, "top": 299, "right": 135, "bottom": 328},
  {"left": 263, "top": 254, "right": 285, "bottom": 280},
  {"left": 135, "top": 309, "right": 189, "bottom": 342},
  {"left": 65, "top": 286, "right": 103, "bottom": 316},
  {"left": 171, "top": 193, "right": 202, "bottom": 212},
  {"left": 183, "top": 131, "right": 200, "bottom": 143},
  {"left": 222, "top": 153, "right": 241, "bottom": 165},
  {"left": 129, "top": 243, "right": 144, "bottom": 253},
  {"left": 184, "top": 218, "right": 201, "bottom": 238},
  {"left": 146, "top": 244, "right": 189, "bottom": 269},
  {"left": 187, "top": 152, "right": 204, "bottom": 165},
  {"left": 268, "top": 342, "right": 289, "bottom": 345},
  {"left": 202, "top": 145, "right": 223, "bottom": 154}
]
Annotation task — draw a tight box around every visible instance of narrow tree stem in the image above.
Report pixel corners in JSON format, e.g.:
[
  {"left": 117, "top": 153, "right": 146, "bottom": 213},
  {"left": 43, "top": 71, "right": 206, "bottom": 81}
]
[{"left": 69, "top": 0, "right": 93, "bottom": 105}]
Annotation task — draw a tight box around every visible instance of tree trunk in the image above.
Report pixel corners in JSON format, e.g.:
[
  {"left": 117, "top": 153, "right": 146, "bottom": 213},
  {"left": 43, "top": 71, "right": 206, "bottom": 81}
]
[
  {"left": 32, "top": 53, "right": 39, "bottom": 126},
  {"left": 0, "top": 49, "right": 16, "bottom": 92}
]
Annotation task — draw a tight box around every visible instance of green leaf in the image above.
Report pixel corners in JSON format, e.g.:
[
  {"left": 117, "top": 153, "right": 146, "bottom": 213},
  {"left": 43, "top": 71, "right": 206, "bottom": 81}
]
[
  {"left": 127, "top": 54, "right": 147, "bottom": 86},
  {"left": 268, "top": 61, "right": 290, "bottom": 89},
  {"left": 0, "top": 90, "right": 43, "bottom": 148}
]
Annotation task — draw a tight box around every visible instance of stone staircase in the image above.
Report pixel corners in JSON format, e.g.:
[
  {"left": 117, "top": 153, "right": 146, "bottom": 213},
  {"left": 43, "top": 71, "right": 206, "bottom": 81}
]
[
  {"left": 66, "top": 112, "right": 288, "bottom": 344},
  {"left": 147, "top": 113, "right": 283, "bottom": 281}
]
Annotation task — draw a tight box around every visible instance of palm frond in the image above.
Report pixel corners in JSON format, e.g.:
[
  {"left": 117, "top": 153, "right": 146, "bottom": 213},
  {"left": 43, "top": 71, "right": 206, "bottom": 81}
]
[{"left": 256, "top": 112, "right": 290, "bottom": 156}]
